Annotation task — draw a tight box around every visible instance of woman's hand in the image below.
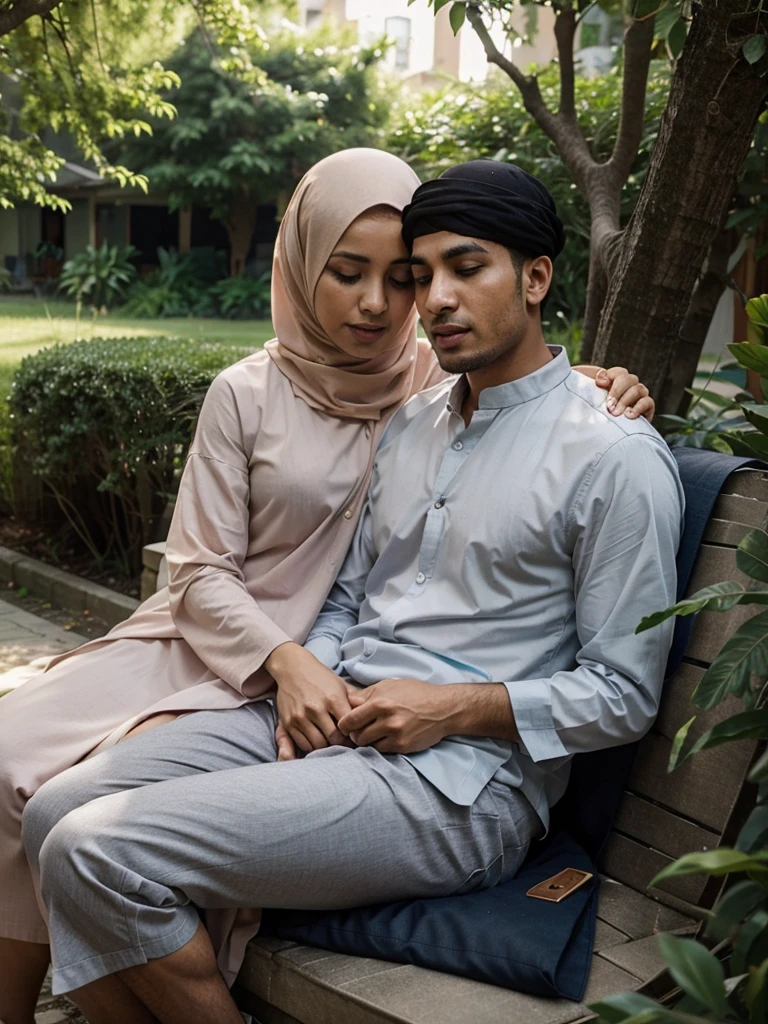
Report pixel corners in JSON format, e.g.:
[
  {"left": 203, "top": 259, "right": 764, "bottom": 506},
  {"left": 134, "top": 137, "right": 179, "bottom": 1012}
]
[
  {"left": 266, "top": 642, "right": 354, "bottom": 755},
  {"left": 575, "top": 365, "right": 655, "bottom": 421}
]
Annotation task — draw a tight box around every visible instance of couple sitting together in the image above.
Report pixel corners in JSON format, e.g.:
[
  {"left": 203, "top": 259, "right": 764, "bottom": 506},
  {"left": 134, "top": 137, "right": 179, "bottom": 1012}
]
[{"left": 0, "top": 149, "right": 683, "bottom": 1024}]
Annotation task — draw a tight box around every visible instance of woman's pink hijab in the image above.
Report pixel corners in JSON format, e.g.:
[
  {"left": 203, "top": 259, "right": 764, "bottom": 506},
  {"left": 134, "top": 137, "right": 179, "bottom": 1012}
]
[{"left": 266, "top": 147, "right": 437, "bottom": 420}]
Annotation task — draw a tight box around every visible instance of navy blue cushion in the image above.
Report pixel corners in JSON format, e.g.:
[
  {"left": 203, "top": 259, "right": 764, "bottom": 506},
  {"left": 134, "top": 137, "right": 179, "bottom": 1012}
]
[{"left": 262, "top": 451, "right": 762, "bottom": 1001}]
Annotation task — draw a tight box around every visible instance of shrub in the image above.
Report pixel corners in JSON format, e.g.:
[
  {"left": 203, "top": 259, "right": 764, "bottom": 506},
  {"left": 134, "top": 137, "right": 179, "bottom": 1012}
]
[
  {"left": 11, "top": 335, "right": 250, "bottom": 576},
  {"left": 122, "top": 246, "right": 228, "bottom": 318},
  {"left": 208, "top": 273, "right": 271, "bottom": 319},
  {"left": 58, "top": 242, "right": 138, "bottom": 312}
]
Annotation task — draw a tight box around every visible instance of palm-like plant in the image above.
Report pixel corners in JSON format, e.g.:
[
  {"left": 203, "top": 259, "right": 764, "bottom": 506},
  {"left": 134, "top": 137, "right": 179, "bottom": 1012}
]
[{"left": 58, "top": 242, "right": 137, "bottom": 315}]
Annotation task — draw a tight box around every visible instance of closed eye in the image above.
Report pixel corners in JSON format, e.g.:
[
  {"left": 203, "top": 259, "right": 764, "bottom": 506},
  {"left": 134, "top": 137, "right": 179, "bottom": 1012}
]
[
  {"left": 456, "top": 265, "right": 483, "bottom": 276},
  {"left": 331, "top": 270, "right": 361, "bottom": 285}
]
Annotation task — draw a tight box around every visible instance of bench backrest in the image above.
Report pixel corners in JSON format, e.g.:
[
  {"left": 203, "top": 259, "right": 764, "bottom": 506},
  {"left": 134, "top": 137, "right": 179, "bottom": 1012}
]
[{"left": 599, "top": 467, "right": 765, "bottom": 915}]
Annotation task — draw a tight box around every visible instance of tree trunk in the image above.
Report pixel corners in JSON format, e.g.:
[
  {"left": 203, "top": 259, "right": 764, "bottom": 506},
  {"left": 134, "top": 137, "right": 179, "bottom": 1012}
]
[
  {"left": 592, "top": 0, "right": 768, "bottom": 412},
  {"left": 224, "top": 194, "right": 258, "bottom": 277}
]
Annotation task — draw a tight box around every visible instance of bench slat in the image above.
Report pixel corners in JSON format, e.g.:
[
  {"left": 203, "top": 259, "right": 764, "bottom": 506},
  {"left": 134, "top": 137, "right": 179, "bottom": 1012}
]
[
  {"left": 627, "top": 731, "right": 756, "bottom": 833},
  {"left": 721, "top": 468, "right": 768, "bottom": 500},
  {"left": 612, "top": 793, "right": 719, "bottom": 862},
  {"left": 601, "top": 832, "right": 706, "bottom": 905},
  {"left": 711, "top": 492, "right": 768, "bottom": 529},
  {"left": 596, "top": 879, "right": 695, "bottom": 940}
]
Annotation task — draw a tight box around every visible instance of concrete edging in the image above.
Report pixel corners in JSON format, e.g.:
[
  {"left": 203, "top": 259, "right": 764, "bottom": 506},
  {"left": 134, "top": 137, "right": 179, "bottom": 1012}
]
[{"left": 0, "top": 545, "right": 139, "bottom": 629}]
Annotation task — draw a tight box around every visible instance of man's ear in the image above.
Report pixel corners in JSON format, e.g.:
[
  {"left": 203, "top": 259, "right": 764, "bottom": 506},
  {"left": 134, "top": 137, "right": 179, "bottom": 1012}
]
[{"left": 525, "top": 256, "right": 553, "bottom": 311}]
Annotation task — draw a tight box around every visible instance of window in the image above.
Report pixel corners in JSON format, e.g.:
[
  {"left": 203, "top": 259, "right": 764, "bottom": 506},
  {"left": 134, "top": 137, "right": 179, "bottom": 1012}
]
[{"left": 385, "top": 16, "right": 411, "bottom": 71}]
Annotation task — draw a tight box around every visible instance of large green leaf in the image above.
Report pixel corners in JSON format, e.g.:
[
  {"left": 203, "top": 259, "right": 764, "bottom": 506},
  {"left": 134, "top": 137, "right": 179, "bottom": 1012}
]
[
  {"left": 706, "top": 879, "right": 768, "bottom": 941},
  {"left": 693, "top": 609, "right": 768, "bottom": 709},
  {"left": 743, "top": 404, "right": 768, "bottom": 436},
  {"left": 738, "top": 530, "right": 768, "bottom": 583},
  {"left": 652, "top": 847, "right": 768, "bottom": 885},
  {"left": 726, "top": 431, "right": 768, "bottom": 461},
  {"left": 738, "top": 805, "right": 768, "bottom": 853},
  {"left": 729, "top": 342, "right": 768, "bottom": 374},
  {"left": 636, "top": 582, "right": 757, "bottom": 633},
  {"left": 670, "top": 708, "right": 768, "bottom": 770},
  {"left": 748, "top": 296, "right": 768, "bottom": 331},
  {"left": 656, "top": 935, "right": 728, "bottom": 1017}
]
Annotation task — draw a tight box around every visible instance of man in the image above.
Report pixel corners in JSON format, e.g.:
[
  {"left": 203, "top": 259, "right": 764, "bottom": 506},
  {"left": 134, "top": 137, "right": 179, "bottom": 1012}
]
[{"left": 21, "top": 161, "right": 683, "bottom": 1024}]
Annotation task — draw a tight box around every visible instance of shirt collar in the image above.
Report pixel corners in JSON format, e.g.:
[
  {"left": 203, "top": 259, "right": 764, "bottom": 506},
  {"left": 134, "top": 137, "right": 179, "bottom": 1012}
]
[{"left": 447, "top": 345, "right": 570, "bottom": 413}]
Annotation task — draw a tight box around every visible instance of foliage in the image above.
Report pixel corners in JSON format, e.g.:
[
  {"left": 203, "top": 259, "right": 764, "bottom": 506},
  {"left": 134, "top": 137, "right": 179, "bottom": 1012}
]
[
  {"left": 9, "top": 334, "right": 249, "bottom": 575},
  {"left": 386, "top": 61, "right": 671, "bottom": 323},
  {"left": 0, "top": 0, "right": 274, "bottom": 210},
  {"left": 659, "top": 363, "right": 750, "bottom": 453},
  {"left": 57, "top": 241, "right": 137, "bottom": 312},
  {"left": 207, "top": 273, "right": 271, "bottom": 319},
  {"left": 119, "top": 24, "right": 389, "bottom": 234},
  {"left": 122, "top": 246, "right": 226, "bottom": 318},
  {"left": 590, "top": 301, "right": 768, "bottom": 1023}
]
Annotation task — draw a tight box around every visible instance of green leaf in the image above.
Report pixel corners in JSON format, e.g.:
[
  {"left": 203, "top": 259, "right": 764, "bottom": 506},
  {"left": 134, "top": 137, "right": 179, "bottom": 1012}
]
[
  {"left": 636, "top": 582, "right": 752, "bottom": 632},
  {"left": 727, "top": 431, "right": 768, "bottom": 461},
  {"left": 666, "top": 18, "right": 687, "bottom": 58},
  {"left": 654, "top": 5, "right": 679, "bottom": 40},
  {"left": 670, "top": 708, "right": 768, "bottom": 771},
  {"left": 669, "top": 716, "right": 695, "bottom": 770},
  {"left": 589, "top": 990, "right": 667, "bottom": 1022},
  {"left": 685, "top": 386, "right": 739, "bottom": 410},
  {"left": 652, "top": 847, "right": 768, "bottom": 886},
  {"left": 747, "top": 295, "right": 768, "bottom": 331},
  {"left": 656, "top": 934, "right": 728, "bottom": 1017},
  {"left": 738, "top": 804, "right": 768, "bottom": 853},
  {"left": 433, "top": 0, "right": 453, "bottom": 11},
  {"left": 743, "top": 404, "right": 768, "bottom": 436},
  {"left": 693, "top": 608, "right": 768, "bottom": 709},
  {"left": 449, "top": 2, "right": 466, "bottom": 34},
  {"left": 706, "top": 879, "right": 767, "bottom": 941},
  {"left": 733, "top": 909, "right": 768, "bottom": 975},
  {"left": 737, "top": 529, "right": 768, "bottom": 583},
  {"left": 747, "top": 957, "right": 768, "bottom": 1024},
  {"left": 743, "top": 34, "right": 767, "bottom": 65},
  {"left": 729, "top": 342, "right": 768, "bottom": 374}
]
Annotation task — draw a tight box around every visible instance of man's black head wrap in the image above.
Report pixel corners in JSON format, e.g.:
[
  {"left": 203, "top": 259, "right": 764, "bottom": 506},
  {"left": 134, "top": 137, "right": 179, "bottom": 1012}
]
[{"left": 402, "top": 160, "right": 565, "bottom": 260}]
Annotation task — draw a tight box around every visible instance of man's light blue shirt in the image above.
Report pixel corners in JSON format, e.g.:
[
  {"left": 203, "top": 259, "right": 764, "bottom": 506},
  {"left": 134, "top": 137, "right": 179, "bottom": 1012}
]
[{"left": 305, "top": 348, "right": 684, "bottom": 828}]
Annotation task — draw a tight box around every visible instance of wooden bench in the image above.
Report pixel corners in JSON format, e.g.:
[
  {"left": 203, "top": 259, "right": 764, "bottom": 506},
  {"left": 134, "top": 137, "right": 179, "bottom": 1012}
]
[{"left": 144, "top": 467, "right": 766, "bottom": 1024}]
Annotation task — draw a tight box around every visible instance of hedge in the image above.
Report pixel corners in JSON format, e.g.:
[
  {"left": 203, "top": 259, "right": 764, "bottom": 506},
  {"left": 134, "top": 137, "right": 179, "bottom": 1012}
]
[{"left": 11, "top": 335, "right": 251, "bottom": 576}]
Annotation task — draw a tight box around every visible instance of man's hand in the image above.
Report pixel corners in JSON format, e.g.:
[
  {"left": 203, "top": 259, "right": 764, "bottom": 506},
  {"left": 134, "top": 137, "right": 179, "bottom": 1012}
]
[
  {"left": 337, "top": 678, "right": 456, "bottom": 754},
  {"left": 266, "top": 642, "right": 354, "bottom": 755}
]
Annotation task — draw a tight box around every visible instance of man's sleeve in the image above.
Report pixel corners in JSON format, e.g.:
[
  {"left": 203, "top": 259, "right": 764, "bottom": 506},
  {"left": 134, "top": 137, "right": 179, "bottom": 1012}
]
[
  {"left": 505, "top": 435, "right": 684, "bottom": 763},
  {"left": 304, "top": 499, "right": 377, "bottom": 670}
]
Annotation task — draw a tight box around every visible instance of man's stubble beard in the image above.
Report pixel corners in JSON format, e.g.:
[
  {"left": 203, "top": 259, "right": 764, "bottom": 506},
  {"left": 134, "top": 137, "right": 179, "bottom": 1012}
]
[{"left": 432, "top": 316, "right": 528, "bottom": 376}]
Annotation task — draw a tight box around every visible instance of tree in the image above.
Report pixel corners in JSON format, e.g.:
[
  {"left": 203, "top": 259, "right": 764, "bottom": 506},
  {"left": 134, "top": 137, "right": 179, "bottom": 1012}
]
[
  {"left": 424, "top": 1, "right": 768, "bottom": 413},
  {"left": 0, "top": 0, "right": 270, "bottom": 211},
  {"left": 119, "top": 25, "right": 389, "bottom": 276}
]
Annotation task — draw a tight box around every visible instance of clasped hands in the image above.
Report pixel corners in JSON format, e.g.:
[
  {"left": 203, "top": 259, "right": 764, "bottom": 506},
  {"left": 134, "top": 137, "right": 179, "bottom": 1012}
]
[{"left": 265, "top": 642, "right": 455, "bottom": 762}]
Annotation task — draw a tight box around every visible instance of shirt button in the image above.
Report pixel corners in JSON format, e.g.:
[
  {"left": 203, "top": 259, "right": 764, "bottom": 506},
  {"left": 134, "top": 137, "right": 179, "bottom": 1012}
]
[
  {"left": 453, "top": 441, "right": 463, "bottom": 450},
  {"left": 434, "top": 497, "right": 445, "bottom": 509},
  {"left": 416, "top": 572, "right": 426, "bottom": 585},
  {"left": 343, "top": 509, "right": 353, "bottom": 519}
]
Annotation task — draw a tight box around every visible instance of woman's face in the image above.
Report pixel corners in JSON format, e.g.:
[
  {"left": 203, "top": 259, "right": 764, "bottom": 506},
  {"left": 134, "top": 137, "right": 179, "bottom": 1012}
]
[{"left": 314, "top": 207, "right": 415, "bottom": 358}]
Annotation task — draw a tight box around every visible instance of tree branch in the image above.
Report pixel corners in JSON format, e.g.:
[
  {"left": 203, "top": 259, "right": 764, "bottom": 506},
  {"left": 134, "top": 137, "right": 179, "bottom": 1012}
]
[
  {"left": 0, "top": 0, "right": 63, "bottom": 38},
  {"left": 608, "top": 13, "right": 655, "bottom": 185},
  {"left": 554, "top": 5, "right": 577, "bottom": 122},
  {"left": 466, "top": 3, "right": 558, "bottom": 138},
  {"left": 466, "top": 1, "right": 594, "bottom": 186}
]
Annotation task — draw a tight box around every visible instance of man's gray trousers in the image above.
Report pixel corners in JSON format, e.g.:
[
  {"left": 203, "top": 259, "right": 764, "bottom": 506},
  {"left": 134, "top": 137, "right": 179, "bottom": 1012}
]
[{"left": 21, "top": 702, "right": 539, "bottom": 995}]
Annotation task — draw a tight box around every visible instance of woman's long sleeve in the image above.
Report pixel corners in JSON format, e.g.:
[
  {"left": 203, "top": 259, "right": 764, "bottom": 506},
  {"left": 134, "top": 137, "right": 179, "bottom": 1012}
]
[{"left": 166, "top": 372, "right": 291, "bottom": 693}]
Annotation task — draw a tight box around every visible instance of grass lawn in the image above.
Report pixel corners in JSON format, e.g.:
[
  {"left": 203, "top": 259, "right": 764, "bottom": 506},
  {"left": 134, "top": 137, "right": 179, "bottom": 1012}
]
[{"left": 0, "top": 296, "right": 274, "bottom": 370}]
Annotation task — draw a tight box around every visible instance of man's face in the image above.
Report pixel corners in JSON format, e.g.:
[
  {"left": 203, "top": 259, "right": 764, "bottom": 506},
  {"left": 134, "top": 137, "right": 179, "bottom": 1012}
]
[{"left": 409, "top": 231, "right": 528, "bottom": 375}]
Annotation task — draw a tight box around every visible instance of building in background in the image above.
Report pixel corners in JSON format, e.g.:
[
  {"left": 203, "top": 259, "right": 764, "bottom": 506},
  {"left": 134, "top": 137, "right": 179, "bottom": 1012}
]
[{"left": 297, "top": 0, "right": 619, "bottom": 84}]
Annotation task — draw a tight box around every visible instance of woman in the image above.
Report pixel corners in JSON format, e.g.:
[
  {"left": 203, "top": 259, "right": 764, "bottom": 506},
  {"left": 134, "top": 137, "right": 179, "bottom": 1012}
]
[{"left": 0, "top": 147, "right": 652, "bottom": 1023}]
